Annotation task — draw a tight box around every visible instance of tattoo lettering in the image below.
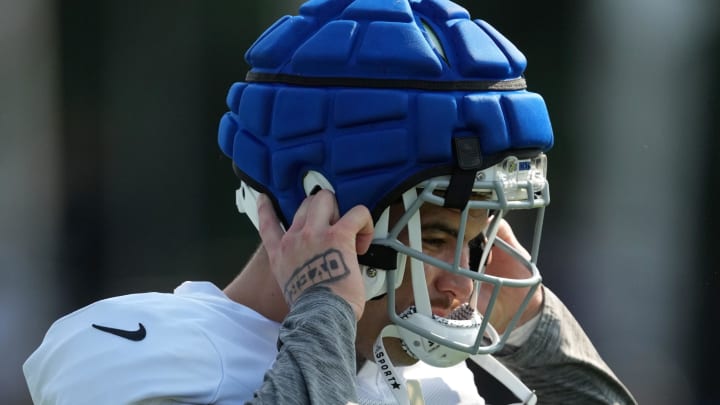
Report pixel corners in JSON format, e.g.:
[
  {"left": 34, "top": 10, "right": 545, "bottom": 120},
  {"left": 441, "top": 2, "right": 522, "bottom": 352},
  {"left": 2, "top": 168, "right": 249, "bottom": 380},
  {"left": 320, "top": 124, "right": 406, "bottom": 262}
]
[{"left": 283, "top": 249, "right": 350, "bottom": 305}]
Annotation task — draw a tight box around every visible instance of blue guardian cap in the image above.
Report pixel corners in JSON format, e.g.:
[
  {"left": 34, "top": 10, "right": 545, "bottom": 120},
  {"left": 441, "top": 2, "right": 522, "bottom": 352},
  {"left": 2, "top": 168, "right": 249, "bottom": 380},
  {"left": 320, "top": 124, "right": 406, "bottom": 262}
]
[{"left": 219, "top": 0, "right": 552, "bottom": 374}]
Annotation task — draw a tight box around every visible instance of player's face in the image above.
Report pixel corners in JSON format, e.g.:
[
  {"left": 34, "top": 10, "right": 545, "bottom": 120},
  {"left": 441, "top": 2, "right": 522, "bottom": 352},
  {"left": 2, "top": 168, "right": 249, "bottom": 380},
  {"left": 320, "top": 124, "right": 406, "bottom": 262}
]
[{"left": 356, "top": 202, "right": 488, "bottom": 365}]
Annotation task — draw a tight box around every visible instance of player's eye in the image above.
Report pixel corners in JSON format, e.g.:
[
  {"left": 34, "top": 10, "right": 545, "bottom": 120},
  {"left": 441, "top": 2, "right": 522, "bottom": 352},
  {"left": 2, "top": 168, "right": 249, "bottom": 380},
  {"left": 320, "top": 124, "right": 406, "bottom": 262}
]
[{"left": 422, "top": 238, "right": 447, "bottom": 248}]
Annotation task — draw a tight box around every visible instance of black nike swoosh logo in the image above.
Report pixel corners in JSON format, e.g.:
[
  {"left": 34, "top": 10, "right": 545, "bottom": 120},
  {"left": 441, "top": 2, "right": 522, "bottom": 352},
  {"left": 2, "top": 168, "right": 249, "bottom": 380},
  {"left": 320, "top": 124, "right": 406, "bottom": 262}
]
[{"left": 92, "top": 322, "right": 147, "bottom": 341}]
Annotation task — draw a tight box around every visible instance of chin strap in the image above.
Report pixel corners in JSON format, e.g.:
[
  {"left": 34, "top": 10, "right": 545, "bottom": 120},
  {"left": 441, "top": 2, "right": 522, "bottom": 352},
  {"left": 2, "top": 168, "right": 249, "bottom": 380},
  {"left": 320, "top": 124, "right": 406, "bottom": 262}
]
[
  {"left": 373, "top": 325, "right": 536, "bottom": 405},
  {"left": 373, "top": 326, "right": 426, "bottom": 405},
  {"left": 468, "top": 354, "right": 537, "bottom": 405}
]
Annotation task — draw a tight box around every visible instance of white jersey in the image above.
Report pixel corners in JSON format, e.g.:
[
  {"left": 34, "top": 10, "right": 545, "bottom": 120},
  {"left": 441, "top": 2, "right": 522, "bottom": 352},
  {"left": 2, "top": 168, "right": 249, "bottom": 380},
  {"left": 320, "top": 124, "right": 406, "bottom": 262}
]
[
  {"left": 24, "top": 282, "right": 281, "bottom": 404},
  {"left": 357, "top": 358, "right": 484, "bottom": 405},
  {"left": 24, "top": 281, "right": 484, "bottom": 405}
]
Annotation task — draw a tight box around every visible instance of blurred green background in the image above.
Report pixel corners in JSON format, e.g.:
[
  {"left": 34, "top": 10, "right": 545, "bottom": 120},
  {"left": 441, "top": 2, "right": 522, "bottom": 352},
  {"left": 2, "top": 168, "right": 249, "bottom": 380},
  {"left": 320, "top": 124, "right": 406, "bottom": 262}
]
[{"left": 2, "top": 0, "right": 718, "bottom": 403}]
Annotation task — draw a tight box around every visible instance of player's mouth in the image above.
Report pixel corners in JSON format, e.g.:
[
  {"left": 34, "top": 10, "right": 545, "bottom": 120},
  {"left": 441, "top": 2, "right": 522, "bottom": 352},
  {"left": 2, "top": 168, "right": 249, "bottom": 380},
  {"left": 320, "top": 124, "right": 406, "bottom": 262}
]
[{"left": 399, "top": 303, "right": 480, "bottom": 326}]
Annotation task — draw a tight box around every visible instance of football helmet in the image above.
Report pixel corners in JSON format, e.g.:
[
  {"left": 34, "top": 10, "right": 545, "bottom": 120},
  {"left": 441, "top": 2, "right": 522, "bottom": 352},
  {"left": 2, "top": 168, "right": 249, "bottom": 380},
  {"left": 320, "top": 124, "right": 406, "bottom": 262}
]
[{"left": 218, "top": 0, "right": 552, "bottom": 376}]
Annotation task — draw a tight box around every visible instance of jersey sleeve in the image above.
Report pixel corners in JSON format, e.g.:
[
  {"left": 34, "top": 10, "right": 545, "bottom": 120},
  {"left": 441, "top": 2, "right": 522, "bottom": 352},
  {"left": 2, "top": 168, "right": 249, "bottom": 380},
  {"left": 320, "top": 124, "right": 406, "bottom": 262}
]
[
  {"left": 23, "top": 293, "right": 224, "bottom": 405},
  {"left": 248, "top": 286, "right": 359, "bottom": 404},
  {"left": 495, "top": 287, "right": 637, "bottom": 404}
]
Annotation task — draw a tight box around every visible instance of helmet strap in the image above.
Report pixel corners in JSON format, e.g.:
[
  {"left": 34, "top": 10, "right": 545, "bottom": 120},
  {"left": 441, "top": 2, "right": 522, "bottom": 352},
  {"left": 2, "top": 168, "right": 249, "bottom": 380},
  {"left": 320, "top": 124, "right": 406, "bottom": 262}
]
[
  {"left": 468, "top": 354, "right": 538, "bottom": 404},
  {"left": 373, "top": 325, "right": 426, "bottom": 405},
  {"left": 402, "top": 188, "right": 432, "bottom": 317}
]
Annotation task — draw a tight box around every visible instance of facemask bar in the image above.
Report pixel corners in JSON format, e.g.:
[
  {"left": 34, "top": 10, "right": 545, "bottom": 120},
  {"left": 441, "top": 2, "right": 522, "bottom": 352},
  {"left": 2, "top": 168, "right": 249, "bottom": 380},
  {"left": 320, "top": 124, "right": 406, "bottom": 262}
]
[
  {"left": 235, "top": 154, "right": 548, "bottom": 357},
  {"left": 372, "top": 154, "right": 549, "bottom": 357}
]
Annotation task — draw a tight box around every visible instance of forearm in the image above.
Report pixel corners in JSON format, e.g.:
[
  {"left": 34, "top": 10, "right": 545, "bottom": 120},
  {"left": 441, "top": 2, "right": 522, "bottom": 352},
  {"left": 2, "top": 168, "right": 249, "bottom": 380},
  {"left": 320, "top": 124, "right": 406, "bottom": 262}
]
[
  {"left": 497, "top": 287, "right": 637, "bottom": 405},
  {"left": 247, "top": 286, "right": 358, "bottom": 405}
]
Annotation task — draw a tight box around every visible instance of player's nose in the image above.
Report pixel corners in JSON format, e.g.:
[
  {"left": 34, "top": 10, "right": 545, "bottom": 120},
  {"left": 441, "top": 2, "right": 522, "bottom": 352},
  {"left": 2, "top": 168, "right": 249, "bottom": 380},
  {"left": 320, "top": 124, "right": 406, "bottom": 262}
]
[{"left": 431, "top": 247, "right": 474, "bottom": 302}]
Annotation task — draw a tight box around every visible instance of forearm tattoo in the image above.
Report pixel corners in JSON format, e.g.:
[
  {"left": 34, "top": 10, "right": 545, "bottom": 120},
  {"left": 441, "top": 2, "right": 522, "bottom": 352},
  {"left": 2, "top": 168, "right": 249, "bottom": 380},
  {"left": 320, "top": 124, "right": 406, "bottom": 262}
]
[{"left": 283, "top": 248, "right": 350, "bottom": 305}]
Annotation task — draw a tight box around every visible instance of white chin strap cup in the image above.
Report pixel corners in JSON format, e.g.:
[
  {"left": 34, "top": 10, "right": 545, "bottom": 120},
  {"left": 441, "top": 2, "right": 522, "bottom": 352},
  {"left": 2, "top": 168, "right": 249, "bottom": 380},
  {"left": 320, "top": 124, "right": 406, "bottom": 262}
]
[{"left": 375, "top": 326, "right": 536, "bottom": 405}]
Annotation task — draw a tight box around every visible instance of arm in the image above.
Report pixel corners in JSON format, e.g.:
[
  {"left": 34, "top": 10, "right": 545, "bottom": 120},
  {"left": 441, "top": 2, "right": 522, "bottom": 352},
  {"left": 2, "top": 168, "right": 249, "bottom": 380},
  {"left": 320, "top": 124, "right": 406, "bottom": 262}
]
[
  {"left": 247, "top": 191, "right": 373, "bottom": 404},
  {"left": 481, "top": 220, "right": 636, "bottom": 404},
  {"left": 496, "top": 287, "right": 637, "bottom": 405},
  {"left": 247, "top": 286, "right": 358, "bottom": 405}
]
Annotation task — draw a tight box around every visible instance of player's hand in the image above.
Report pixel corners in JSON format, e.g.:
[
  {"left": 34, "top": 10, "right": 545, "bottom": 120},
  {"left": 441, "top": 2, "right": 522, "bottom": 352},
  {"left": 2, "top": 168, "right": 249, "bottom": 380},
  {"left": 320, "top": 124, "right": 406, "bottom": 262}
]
[
  {"left": 479, "top": 219, "right": 543, "bottom": 333},
  {"left": 256, "top": 190, "right": 374, "bottom": 320}
]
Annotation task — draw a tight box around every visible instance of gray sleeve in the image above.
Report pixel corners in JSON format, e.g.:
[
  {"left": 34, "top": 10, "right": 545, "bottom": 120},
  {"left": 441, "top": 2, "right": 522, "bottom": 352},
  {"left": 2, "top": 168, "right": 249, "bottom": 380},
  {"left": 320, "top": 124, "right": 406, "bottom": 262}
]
[
  {"left": 496, "top": 287, "right": 637, "bottom": 405},
  {"left": 246, "top": 286, "right": 358, "bottom": 405}
]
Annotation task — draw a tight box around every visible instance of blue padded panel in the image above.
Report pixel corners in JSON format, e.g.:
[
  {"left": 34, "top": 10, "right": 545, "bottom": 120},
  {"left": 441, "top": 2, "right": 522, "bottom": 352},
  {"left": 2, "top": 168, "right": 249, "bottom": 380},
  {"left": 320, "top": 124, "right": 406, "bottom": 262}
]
[
  {"left": 245, "top": 0, "right": 528, "bottom": 82},
  {"left": 226, "top": 82, "right": 247, "bottom": 114},
  {"left": 334, "top": 90, "right": 408, "bottom": 128},
  {"left": 413, "top": 0, "right": 470, "bottom": 20},
  {"left": 232, "top": 129, "right": 270, "bottom": 186},
  {"left": 244, "top": 16, "right": 290, "bottom": 62},
  {"left": 501, "top": 93, "right": 554, "bottom": 150},
  {"left": 218, "top": 112, "right": 237, "bottom": 157},
  {"left": 334, "top": 170, "right": 404, "bottom": 218},
  {"left": 272, "top": 88, "right": 328, "bottom": 140},
  {"left": 342, "top": 0, "right": 414, "bottom": 22},
  {"left": 276, "top": 195, "right": 301, "bottom": 226},
  {"left": 357, "top": 21, "right": 443, "bottom": 76},
  {"left": 246, "top": 16, "right": 317, "bottom": 70},
  {"left": 291, "top": 21, "right": 359, "bottom": 74},
  {"left": 220, "top": 0, "right": 555, "bottom": 224},
  {"left": 300, "top": 0, "right": 354, "bottom": 21},
  {"left": 463, "top": 94, "right": 510, "bottom": 154},
  {"left": 416, "top": 94, "right": 456, "bottom": 162},
  {"left": 331, "top": 129, "right": 409, "bottom": 175},
  {"left": 475, "top": 19, "right": 526, "bottom": 76},
  {"left": 238, "top": 85, "right": 275, "bottom": 137},
  {"left": 451, "top": 20, "right": 512, "bottom": 79},
  {"left": 222, "top": 84, "right": 554, "bottom": 222},
  {"left": 272, "top": 142, "right": 325, "bottom": 190}
]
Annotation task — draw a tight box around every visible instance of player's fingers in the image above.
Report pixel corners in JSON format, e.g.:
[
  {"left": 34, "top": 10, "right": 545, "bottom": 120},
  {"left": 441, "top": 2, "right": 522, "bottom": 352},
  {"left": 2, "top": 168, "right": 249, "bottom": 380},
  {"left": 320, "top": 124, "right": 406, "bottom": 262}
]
[
  {"left": 495, "top": 219, "right": 516, "bottom": 242},
  {"left": 305, "top": 189, "right": 340, "bottom": 228},
  {"left": 339, "top": 204, "right": 374, "bottom": 254},
  {"left": 494, "top": 219, "right": 530, "bottom": 260},
  {"left": 256, "top": 194, "right": 284, "bottom": 251}
]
